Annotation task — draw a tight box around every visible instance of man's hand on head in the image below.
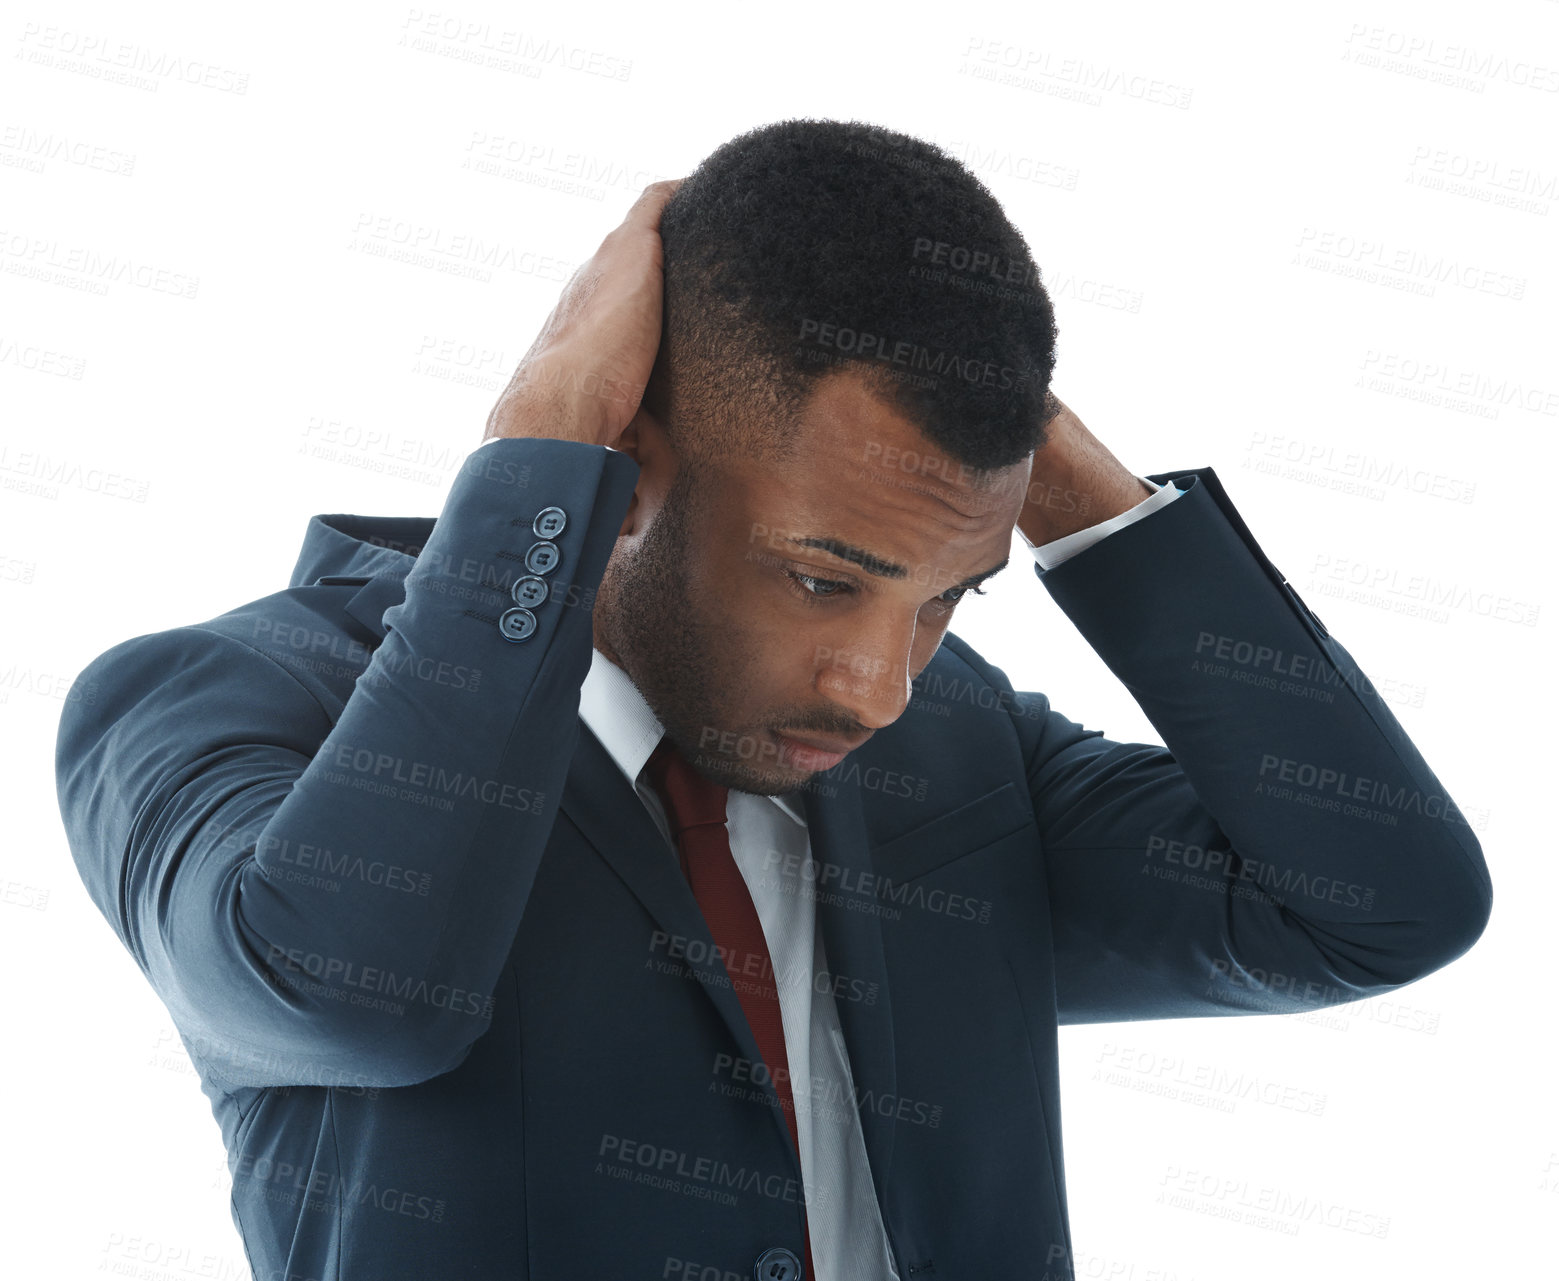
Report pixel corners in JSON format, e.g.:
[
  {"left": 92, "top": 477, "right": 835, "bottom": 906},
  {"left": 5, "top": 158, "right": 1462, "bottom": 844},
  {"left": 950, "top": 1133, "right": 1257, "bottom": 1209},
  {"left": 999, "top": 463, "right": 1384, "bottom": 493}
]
[
  {"left": 1016, "top": 394, "right": 1158, "bottom": 546},
  {"left": 483, "top": 177, "right": 686, "bottom": 450}
]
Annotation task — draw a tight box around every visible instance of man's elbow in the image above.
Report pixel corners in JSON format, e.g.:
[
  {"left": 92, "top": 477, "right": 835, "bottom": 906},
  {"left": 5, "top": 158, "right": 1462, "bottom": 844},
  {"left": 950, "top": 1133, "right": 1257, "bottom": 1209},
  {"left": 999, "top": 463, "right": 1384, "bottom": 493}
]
[
  {"left": 1426, "top": 877, "right": 1492, "bottom": 973},
  {"left": 1393, "top": 853, "right": 1493, "bottom": 985}
]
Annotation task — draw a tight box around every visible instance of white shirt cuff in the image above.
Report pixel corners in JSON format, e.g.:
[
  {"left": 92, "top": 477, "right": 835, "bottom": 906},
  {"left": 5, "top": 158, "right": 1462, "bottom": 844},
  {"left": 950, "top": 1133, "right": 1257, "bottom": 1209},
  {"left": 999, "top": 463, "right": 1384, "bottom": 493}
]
[{"left": 1018, "top": 478, "right": 1182, "bottom": 571}]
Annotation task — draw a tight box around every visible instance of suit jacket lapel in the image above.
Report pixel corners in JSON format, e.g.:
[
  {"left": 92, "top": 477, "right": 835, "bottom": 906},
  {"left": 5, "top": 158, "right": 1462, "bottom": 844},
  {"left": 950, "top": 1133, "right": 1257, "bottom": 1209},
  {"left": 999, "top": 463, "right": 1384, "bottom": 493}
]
[{"left": 560, "top": 721, "right": 798, "bottom": 1161}]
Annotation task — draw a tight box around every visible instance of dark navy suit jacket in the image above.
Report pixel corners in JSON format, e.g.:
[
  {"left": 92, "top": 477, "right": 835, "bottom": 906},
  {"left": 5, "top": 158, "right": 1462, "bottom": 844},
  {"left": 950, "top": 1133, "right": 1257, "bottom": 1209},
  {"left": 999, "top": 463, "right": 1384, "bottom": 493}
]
[{"left": 54, "top": 437, "right": 1492, "bottom": 1280}]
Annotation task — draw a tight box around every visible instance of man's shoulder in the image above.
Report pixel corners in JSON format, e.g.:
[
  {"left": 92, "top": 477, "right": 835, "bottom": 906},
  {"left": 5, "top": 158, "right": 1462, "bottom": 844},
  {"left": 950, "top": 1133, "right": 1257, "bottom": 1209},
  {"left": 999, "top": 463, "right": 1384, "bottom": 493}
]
[
  {"left": 64, "top": 581, "right": 378, "bottom": 735},
  {"left": 205, "top": 582, "right": 385, "bottom": 703}
]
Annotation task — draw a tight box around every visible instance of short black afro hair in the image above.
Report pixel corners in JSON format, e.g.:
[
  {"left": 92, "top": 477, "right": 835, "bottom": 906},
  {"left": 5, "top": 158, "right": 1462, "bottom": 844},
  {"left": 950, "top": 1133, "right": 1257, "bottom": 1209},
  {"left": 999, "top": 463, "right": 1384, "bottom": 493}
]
[{"left": 648, "top": 117, "right": 1059, "bottom": 475}]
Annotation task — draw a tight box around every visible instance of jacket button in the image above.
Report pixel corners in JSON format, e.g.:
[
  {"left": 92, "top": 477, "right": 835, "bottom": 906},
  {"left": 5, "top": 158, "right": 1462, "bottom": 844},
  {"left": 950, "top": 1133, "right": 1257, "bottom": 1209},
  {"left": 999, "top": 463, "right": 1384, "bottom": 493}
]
[
  {"left": 525, "top": 541, "right": 560, "bottom": 575},
  {"left": 753, "top": 1246, "right": 801, "bottom": 1280},
  {"left": 533, "top": 506, "right": 567, "bottom": 538},
  {"left": 498, "top": 607, "right": 537, "bottom": 642},
  {"left": 511, "top": 575, "right": 549, "bottom": 608}
]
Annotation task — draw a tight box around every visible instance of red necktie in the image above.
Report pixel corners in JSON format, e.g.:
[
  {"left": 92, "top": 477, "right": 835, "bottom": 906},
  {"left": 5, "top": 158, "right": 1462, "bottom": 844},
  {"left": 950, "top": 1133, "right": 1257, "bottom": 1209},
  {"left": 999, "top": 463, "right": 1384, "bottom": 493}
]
[{"left": 643, "top": 736, "right": 815, "bottom": 1279}]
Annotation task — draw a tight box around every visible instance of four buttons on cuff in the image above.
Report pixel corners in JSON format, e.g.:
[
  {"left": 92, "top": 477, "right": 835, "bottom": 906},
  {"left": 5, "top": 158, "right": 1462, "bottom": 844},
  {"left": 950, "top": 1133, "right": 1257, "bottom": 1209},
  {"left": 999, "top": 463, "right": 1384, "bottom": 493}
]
[{"left": 498, "top": 507, "right": 569, "bottom": 643}]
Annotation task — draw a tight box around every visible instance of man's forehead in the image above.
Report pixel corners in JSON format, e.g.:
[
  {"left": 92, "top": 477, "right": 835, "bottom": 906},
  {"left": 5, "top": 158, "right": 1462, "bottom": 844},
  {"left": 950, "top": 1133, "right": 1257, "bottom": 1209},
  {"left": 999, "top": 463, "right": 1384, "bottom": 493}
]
[{"left": 790, "top": 369, "right": 1030, "bottom": 491}]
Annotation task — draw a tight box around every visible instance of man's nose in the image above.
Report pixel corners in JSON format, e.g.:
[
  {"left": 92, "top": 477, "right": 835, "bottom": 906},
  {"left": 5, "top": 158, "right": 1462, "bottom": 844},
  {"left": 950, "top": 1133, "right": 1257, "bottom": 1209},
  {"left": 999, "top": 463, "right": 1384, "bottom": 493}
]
[{"left": 814, "top": 626, "right": 916, "bottom": 731}]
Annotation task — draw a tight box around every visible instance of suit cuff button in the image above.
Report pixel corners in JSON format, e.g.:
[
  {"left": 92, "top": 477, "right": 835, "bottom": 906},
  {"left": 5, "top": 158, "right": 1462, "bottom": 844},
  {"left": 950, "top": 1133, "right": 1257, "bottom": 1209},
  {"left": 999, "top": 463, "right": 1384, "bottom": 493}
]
[
  {"left": 533, "top": 507, "right": 567, "bottom": 538},
  {"left": 512, "top": 575, "right": 549, "bottom": 608},
  {"left": 498, "top": 607, "right": 537, "bottom": 642},
  {"left": 525, "top": 541, "right": 560, "bottom": 575}
]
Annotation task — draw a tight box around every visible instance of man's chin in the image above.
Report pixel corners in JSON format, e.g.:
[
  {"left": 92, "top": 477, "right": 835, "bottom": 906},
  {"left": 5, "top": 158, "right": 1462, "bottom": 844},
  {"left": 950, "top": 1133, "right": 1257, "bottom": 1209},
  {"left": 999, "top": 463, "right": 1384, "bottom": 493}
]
[
  {"left": 684, "top": 748, "right": 811, "bottom": 797},
  {"left": 680, "top": 734, "right": 825, "bottom": 797}
]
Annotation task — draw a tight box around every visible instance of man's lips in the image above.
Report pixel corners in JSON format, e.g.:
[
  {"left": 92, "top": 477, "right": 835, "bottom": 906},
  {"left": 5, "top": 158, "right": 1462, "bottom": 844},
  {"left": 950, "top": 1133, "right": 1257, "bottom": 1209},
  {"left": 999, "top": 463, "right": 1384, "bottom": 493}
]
[
  {"left": 772, "top": 730, "right": 870, "bottom": 770},
  {"left": 781, "top": 731, "right": 871, "bottom": 755}
]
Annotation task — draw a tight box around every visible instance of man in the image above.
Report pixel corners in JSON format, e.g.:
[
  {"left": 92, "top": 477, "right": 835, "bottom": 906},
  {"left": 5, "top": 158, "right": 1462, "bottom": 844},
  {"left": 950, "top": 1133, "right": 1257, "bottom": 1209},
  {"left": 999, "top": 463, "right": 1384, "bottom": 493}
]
[{"left": 56, "top": 120, "right": 1491, "bottom": 1281}]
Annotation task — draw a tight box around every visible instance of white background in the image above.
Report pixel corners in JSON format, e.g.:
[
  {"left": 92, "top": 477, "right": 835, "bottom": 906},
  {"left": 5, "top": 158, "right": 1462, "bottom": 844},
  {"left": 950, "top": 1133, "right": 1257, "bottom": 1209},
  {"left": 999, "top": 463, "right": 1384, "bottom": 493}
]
[{"left": 3, "top": 1, "right": 1554, "bottom": 1277}]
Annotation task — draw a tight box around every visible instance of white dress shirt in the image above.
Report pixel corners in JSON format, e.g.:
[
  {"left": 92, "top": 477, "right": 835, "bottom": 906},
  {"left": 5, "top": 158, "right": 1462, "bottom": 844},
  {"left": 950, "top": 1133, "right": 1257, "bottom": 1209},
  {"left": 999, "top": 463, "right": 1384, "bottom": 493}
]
[{"left": 573, "top": 476, "right": 1181, "bottom": 1279}]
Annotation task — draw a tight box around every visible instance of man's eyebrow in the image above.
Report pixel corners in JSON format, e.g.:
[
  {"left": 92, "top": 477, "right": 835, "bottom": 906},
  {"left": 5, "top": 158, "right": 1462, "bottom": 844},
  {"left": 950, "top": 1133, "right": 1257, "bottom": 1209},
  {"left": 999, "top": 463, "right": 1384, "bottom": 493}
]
[{"left": 787, "top": 537, "right": 1009, "bottom": 588}]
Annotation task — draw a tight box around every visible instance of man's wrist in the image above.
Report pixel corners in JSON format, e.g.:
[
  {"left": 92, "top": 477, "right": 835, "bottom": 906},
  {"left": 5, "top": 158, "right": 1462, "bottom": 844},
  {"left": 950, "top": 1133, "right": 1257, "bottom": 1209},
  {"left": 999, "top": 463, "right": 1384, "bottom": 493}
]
[
  {"left": 1017, "top": 471, "right": 1156, "bottom": 545},
  {"left": 483, "top": 382, "right": 615, "bottom": 449},
  {"left": 1015, "top": 396, "right": 1153, "bottom": 544},
  {"left": 1019, "top": 478, "right": 1178, "bottom": 568}
]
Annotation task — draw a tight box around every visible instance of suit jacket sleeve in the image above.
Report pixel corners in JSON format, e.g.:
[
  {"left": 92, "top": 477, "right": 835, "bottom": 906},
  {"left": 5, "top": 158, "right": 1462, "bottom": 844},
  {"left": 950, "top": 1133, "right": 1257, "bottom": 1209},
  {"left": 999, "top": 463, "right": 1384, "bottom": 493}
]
[
  {"left": 998, "top": 466, "right": 1492, "bottom": 1024},
  {"left": 54, "top": 437, "right": 641, "bottom": 1088}
]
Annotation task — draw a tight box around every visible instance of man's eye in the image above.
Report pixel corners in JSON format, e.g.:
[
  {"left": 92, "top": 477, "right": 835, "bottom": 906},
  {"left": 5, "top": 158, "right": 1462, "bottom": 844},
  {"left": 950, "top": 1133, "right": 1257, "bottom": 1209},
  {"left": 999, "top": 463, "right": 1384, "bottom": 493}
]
[
  {"left": 783, "top": 571, "right": 988, "bottom": 607},
  {"left": 937, "top": 584, "right": 988, "bottom": 607},
  {"left": 785, "top": 571, "right": 852, "bottom": 602}
]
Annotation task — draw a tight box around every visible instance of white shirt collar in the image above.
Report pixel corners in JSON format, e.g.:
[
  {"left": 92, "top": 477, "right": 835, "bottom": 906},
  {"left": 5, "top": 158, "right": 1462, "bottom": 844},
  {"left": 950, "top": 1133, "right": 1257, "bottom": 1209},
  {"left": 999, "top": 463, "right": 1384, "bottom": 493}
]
[{"left": 578, "top": 647, "right": 807, "bottom": 827}]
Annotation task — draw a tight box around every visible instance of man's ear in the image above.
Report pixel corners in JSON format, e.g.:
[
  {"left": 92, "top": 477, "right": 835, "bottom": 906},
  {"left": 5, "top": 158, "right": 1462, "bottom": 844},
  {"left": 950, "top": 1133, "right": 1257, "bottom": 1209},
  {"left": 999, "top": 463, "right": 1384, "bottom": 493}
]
[
  {"left": 613, "top": 402, "right": 674, "bottom": 539},
  {"left": 616, "top": 397, "right": 675, "bottom": 466},
  {"left": 614, "top": 414, "right": 643, "bottom": 538},
  {"left": 617, "top": 353, "right": 672, "bottom": 465},
  {"left": 613, "top": 414, "right": 643, "bottom": 462}
]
